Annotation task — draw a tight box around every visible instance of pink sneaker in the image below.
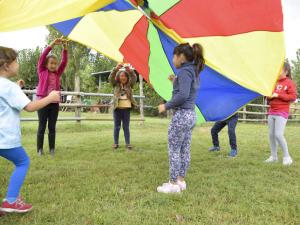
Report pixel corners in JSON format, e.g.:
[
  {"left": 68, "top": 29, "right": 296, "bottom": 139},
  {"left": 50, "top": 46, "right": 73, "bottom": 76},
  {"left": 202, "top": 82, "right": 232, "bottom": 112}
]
[{"left": 0, "top": 197, "right": 33, "bottom": 213}]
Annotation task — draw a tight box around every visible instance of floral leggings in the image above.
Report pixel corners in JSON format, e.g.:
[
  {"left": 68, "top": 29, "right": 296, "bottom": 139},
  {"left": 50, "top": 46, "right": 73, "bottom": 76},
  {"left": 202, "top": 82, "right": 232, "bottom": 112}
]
[{"left": 168, "top": 109, "right": 196, "bottom": 182}]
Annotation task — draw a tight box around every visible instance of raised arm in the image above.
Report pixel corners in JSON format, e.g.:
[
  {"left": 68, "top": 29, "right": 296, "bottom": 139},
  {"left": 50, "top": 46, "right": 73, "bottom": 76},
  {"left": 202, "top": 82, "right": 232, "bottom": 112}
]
[
  {"left": 37, "top": 46, "right": 52, "bottom": 73},
  {"left": 128, "top": 70, "right": 137, "bottom": 88},
  {"left": 57, "top": 46, "right": 68, "bottom": 76},
  {"left": 109, "top": 64, "right": 122, "bottom": 87},
  {"left": 38, "top": 38, "right": 62, "bottom": 74}
]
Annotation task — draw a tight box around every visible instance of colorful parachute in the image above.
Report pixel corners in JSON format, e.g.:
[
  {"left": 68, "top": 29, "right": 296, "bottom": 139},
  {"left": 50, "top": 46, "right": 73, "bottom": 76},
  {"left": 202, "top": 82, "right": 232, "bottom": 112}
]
[{"left": 0, "top": 0, "right": 285, "bottom": 122}]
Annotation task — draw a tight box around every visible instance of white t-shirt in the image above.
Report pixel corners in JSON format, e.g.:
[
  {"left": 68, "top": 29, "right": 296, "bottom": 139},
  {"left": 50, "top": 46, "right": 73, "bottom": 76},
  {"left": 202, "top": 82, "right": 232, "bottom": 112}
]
[{"left": 0, "top": 76, "right": 31, "bottom": 149}]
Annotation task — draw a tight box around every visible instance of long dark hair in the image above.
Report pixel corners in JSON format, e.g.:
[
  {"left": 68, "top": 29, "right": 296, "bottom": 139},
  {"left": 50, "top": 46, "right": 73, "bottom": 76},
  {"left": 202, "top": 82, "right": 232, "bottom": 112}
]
[
  {"left": 173, "top": 43, "right": 205, "bottom": 76},
  {"left": 283, "top": 62, "right": 292, "bottom": 79}
]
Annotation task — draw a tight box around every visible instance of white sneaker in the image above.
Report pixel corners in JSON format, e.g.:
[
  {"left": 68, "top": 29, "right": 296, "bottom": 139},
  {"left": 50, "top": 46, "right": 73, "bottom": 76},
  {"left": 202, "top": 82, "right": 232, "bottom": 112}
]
[
  {"left": 265, "top": 156, "right": 278, "bottom": 163},
  {"left": 176, "top": 180, "right": 186, "bottom": 191},
  {"left": 157, "top": 182, "right": 181, "bottom": 194},
  {"left": 283, "top": 157, "right": 293, "bottom": 166}
]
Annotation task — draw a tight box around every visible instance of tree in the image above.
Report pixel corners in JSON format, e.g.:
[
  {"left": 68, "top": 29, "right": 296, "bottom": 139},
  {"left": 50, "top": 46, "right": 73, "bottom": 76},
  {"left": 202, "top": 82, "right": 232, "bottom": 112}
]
[
  {"left": 17, "top": 47, "right": 42, "bottom": 88},
  {"left": 291, "top": 49, "right": 300, "bottom": 94}
]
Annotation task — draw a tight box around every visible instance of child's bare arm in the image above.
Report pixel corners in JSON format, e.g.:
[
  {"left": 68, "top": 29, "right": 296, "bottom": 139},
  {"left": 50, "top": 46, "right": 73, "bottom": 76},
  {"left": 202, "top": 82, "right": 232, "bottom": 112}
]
[{"left": 24, "top": 91, "right": 60, "bottom": 112}]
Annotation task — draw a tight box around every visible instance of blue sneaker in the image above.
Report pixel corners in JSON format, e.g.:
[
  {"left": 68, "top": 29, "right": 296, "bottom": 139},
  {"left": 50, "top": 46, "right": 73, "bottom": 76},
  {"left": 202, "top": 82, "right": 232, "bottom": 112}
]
[
  {"left": 209, "top": 146, "right": 220, "bottom": 152},
  {"left": 229, "top": 149, "right": 237, "bottom": 157}
]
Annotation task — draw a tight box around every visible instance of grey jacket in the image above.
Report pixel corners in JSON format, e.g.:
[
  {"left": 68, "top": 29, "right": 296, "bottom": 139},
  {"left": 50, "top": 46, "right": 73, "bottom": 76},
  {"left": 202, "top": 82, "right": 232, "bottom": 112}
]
[{"left": 165, "top": 62, "right": 199, "bottom": 110}]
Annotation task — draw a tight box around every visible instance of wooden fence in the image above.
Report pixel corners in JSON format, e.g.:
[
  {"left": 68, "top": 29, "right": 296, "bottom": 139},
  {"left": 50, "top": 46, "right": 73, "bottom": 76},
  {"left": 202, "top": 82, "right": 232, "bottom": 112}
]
[
  {"left": 22, "top": 89, "right": 145, "bottom": 122},
  {"left": 22, "top": 87, "right": 300, "bottom": 123},
  {"left": 238, "top": 103, "right": 300, "bottom": 123}
]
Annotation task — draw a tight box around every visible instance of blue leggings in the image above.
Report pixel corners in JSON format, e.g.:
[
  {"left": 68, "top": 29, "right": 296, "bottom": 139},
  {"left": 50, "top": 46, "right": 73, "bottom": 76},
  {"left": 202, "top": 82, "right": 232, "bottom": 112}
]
[{"left": 0, "top": 147, "right": 30, "bottom": 201}]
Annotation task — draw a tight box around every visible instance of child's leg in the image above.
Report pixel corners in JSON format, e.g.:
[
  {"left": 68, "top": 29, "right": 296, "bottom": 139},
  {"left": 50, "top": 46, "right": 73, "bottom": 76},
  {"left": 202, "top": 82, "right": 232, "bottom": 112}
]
[
  {"left": 227, "top": 115, "right": 238, "bottom": 150},
  {"left": 211, "top": 121, "right": 226, "bottom": 147},
  {"left": 274, "top": 116, "right": 290, "bottom": 158},
  {"left": 0, "top": 147, "right": 30, "bottom": 203},
  {"left": 113, "top": 109, "right": 122, "bottom": 145},
  {"left": 268, "top": 115, "right": 278, "bottom": 158},
  {"left": 122, "top": 109, "right": 131, "bottom": 145},
  {"left": 179, "top": 112, "right": 196, "bottom": 179},
  {"left": 168, "top": 110, "right": 193, "bottom": 183},
  {"left": 47, "top": 103, "right": 59, "bottom": 150},
  {"left": 37, "top": 106, "right": 48, "bottom": 151}
]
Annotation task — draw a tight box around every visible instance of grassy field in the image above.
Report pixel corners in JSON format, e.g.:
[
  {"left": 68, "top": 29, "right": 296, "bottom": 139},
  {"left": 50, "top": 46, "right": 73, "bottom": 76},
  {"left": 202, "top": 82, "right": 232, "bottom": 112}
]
[{"left": 1, "top": 114, "right": 300, "bottom": 225}]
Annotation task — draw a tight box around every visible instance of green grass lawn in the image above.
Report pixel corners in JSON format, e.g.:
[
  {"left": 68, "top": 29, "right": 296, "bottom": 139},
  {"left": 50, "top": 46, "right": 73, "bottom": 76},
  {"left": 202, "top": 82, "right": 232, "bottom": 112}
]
[{"left": 1, "top": 114, "right": 300, "bottom": 225}]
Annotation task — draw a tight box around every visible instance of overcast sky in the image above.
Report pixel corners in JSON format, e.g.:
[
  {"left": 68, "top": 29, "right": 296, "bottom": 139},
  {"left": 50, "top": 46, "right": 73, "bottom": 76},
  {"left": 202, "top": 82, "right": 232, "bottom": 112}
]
[{"left": 0, "top": 0, "right": 299, "bottom": 60}]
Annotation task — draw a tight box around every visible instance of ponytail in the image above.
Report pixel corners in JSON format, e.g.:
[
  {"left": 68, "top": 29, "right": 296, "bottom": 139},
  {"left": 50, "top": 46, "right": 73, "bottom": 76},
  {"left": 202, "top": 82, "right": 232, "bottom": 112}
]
[
  {"left": 192, "top": 43, "right": 205, "bottom": 76},
  {"left": 173, "top": 43, "right": 205, "bottom": 77}
]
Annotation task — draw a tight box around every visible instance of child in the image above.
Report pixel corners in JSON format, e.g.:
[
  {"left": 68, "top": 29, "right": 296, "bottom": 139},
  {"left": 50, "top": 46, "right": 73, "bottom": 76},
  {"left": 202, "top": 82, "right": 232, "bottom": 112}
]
[
  {"left": 109, "top": 63, "right": 137, "bottom": 150},
  {"left": 0, "top": 46, "right": 60, "bottom": 213},
  {"left": 36, "top": 38, "right": 68, "bottom": 156},
  {"left": 265, "top": 62, "right": 297, "bottom": 165},
  {"left": 209, "top": 113, "right": 239, "bottom": 157},
  {"left": 157, "top": 43, "right": 204, "bottom": 193}
]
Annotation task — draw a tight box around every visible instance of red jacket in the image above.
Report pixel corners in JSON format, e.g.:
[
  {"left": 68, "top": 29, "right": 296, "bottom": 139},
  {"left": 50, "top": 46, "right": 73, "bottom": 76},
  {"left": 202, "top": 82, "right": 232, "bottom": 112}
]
[
  {"left": 268, "top": 77, "right": 297, "bottom": 114},
  {"left": 36, "top": 46, "right": 68, "bottom": 97}
]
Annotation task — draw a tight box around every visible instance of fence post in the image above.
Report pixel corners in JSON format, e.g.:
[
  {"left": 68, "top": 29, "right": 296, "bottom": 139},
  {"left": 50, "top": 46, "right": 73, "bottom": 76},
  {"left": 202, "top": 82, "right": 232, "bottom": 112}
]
[
  {"left": 243, "top": 106, "right": 246, "bottom": 123},
  {"left": 263, "top": 97, "right": 267, "bottom": 123},
  {"left": 139, "top": 75, "right": 144, "bottom": 124},
  {"left": 74, "top": 74, "right": 81, "bottom": 123}
]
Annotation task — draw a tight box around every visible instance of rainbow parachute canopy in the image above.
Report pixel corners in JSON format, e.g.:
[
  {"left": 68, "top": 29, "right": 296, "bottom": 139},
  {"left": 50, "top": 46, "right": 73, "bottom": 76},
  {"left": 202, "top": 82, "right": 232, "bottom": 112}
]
[{"left": 0, "top": 0, "right": 285, "bottom": 122}]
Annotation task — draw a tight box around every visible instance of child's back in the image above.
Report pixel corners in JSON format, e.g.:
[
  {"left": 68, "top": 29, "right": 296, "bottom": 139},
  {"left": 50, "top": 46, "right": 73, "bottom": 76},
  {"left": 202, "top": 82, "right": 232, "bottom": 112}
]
[{"left": 0, "top": 76, "right": 30, "bottom": 149}]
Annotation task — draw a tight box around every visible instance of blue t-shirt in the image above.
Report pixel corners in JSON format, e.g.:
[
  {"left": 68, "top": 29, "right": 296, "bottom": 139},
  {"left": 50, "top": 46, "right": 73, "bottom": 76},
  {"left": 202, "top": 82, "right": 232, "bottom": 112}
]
[{"left": 0, "top": 76, "right": 31, "bottom": 149}]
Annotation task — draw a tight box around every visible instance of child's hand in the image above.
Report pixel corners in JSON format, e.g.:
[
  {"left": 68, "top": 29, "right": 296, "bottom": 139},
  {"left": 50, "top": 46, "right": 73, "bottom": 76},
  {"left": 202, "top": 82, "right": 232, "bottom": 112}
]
[
  {"left": 62, "top": 39, "right": 68, "bottom": 49},
  {"left": 168, "top": 74, "right": 175, "bottom": 82},
  {"left": 271, "top": 93, "right": 279, "bottom": 98},
  {"left": 116, "top": 63, "right": 123, "bottom": 70},
  {"left": 50, "top": 38, "right": 62, "bottom": 47},
  {"left": 125, "top": 65, "right": 131, "bottom": 72},
  {"left": 158, "top": 104, "right": 166, "bottom": 113},
  {"left": 48, "top": 91, "right": 60, "bottom": 102}
]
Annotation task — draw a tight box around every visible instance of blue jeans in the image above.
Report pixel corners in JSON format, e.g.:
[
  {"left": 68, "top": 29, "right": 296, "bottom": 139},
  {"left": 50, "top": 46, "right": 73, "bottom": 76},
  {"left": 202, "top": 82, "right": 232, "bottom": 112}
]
[
  {"left": 211, "top": 114, "right": 238, "bottom": 150},
  {"left": 0, "top": 147, "right": 30, "bottom": 201},
  {"left": 113, "top": 108, "right": 130, "bottom": 145}
]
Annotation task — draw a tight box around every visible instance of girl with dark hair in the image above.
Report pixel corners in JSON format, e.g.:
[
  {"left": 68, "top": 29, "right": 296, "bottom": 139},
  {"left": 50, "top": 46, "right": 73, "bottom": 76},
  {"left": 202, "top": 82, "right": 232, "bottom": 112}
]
[
  {"left": 36, "top": 38, "right": 68, "bottom": 156},
  {"left": 109, "top": 63, "right": 137, "bottom": 150},
  {"left": 157, "top": 43, "right": 204, "bottom": 193},
  {"left": 265, "top": 62, "right": 297, "bottom": 165}
]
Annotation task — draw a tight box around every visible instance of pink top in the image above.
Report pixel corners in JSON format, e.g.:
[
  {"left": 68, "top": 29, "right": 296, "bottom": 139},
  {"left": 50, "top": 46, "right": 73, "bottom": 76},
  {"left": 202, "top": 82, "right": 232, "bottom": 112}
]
[
  {"left": 268, "top": 111, "right": 289, "bottom": 119},
  {"left": 47, "top": 72, "right": 58, "bottom": 95},
  {"left": 36, "top": 46, "right": 68, "bottom": 100}
]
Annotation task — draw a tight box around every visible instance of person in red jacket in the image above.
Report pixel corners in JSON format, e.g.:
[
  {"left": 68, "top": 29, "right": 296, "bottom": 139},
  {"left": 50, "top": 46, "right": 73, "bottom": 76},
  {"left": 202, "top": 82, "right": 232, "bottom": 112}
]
[
  {"left": 265, "top": 62, "right": 297, "bottom": 165},
  {"left": 36, "top": 38, "right": 68, "bottom": 156}
]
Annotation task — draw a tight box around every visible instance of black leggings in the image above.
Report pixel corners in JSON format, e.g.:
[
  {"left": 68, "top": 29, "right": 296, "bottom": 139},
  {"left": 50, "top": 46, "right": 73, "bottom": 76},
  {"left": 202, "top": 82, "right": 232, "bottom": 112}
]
[{"left": 37, "top": 103, "right": 59, "bottom": 150}]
